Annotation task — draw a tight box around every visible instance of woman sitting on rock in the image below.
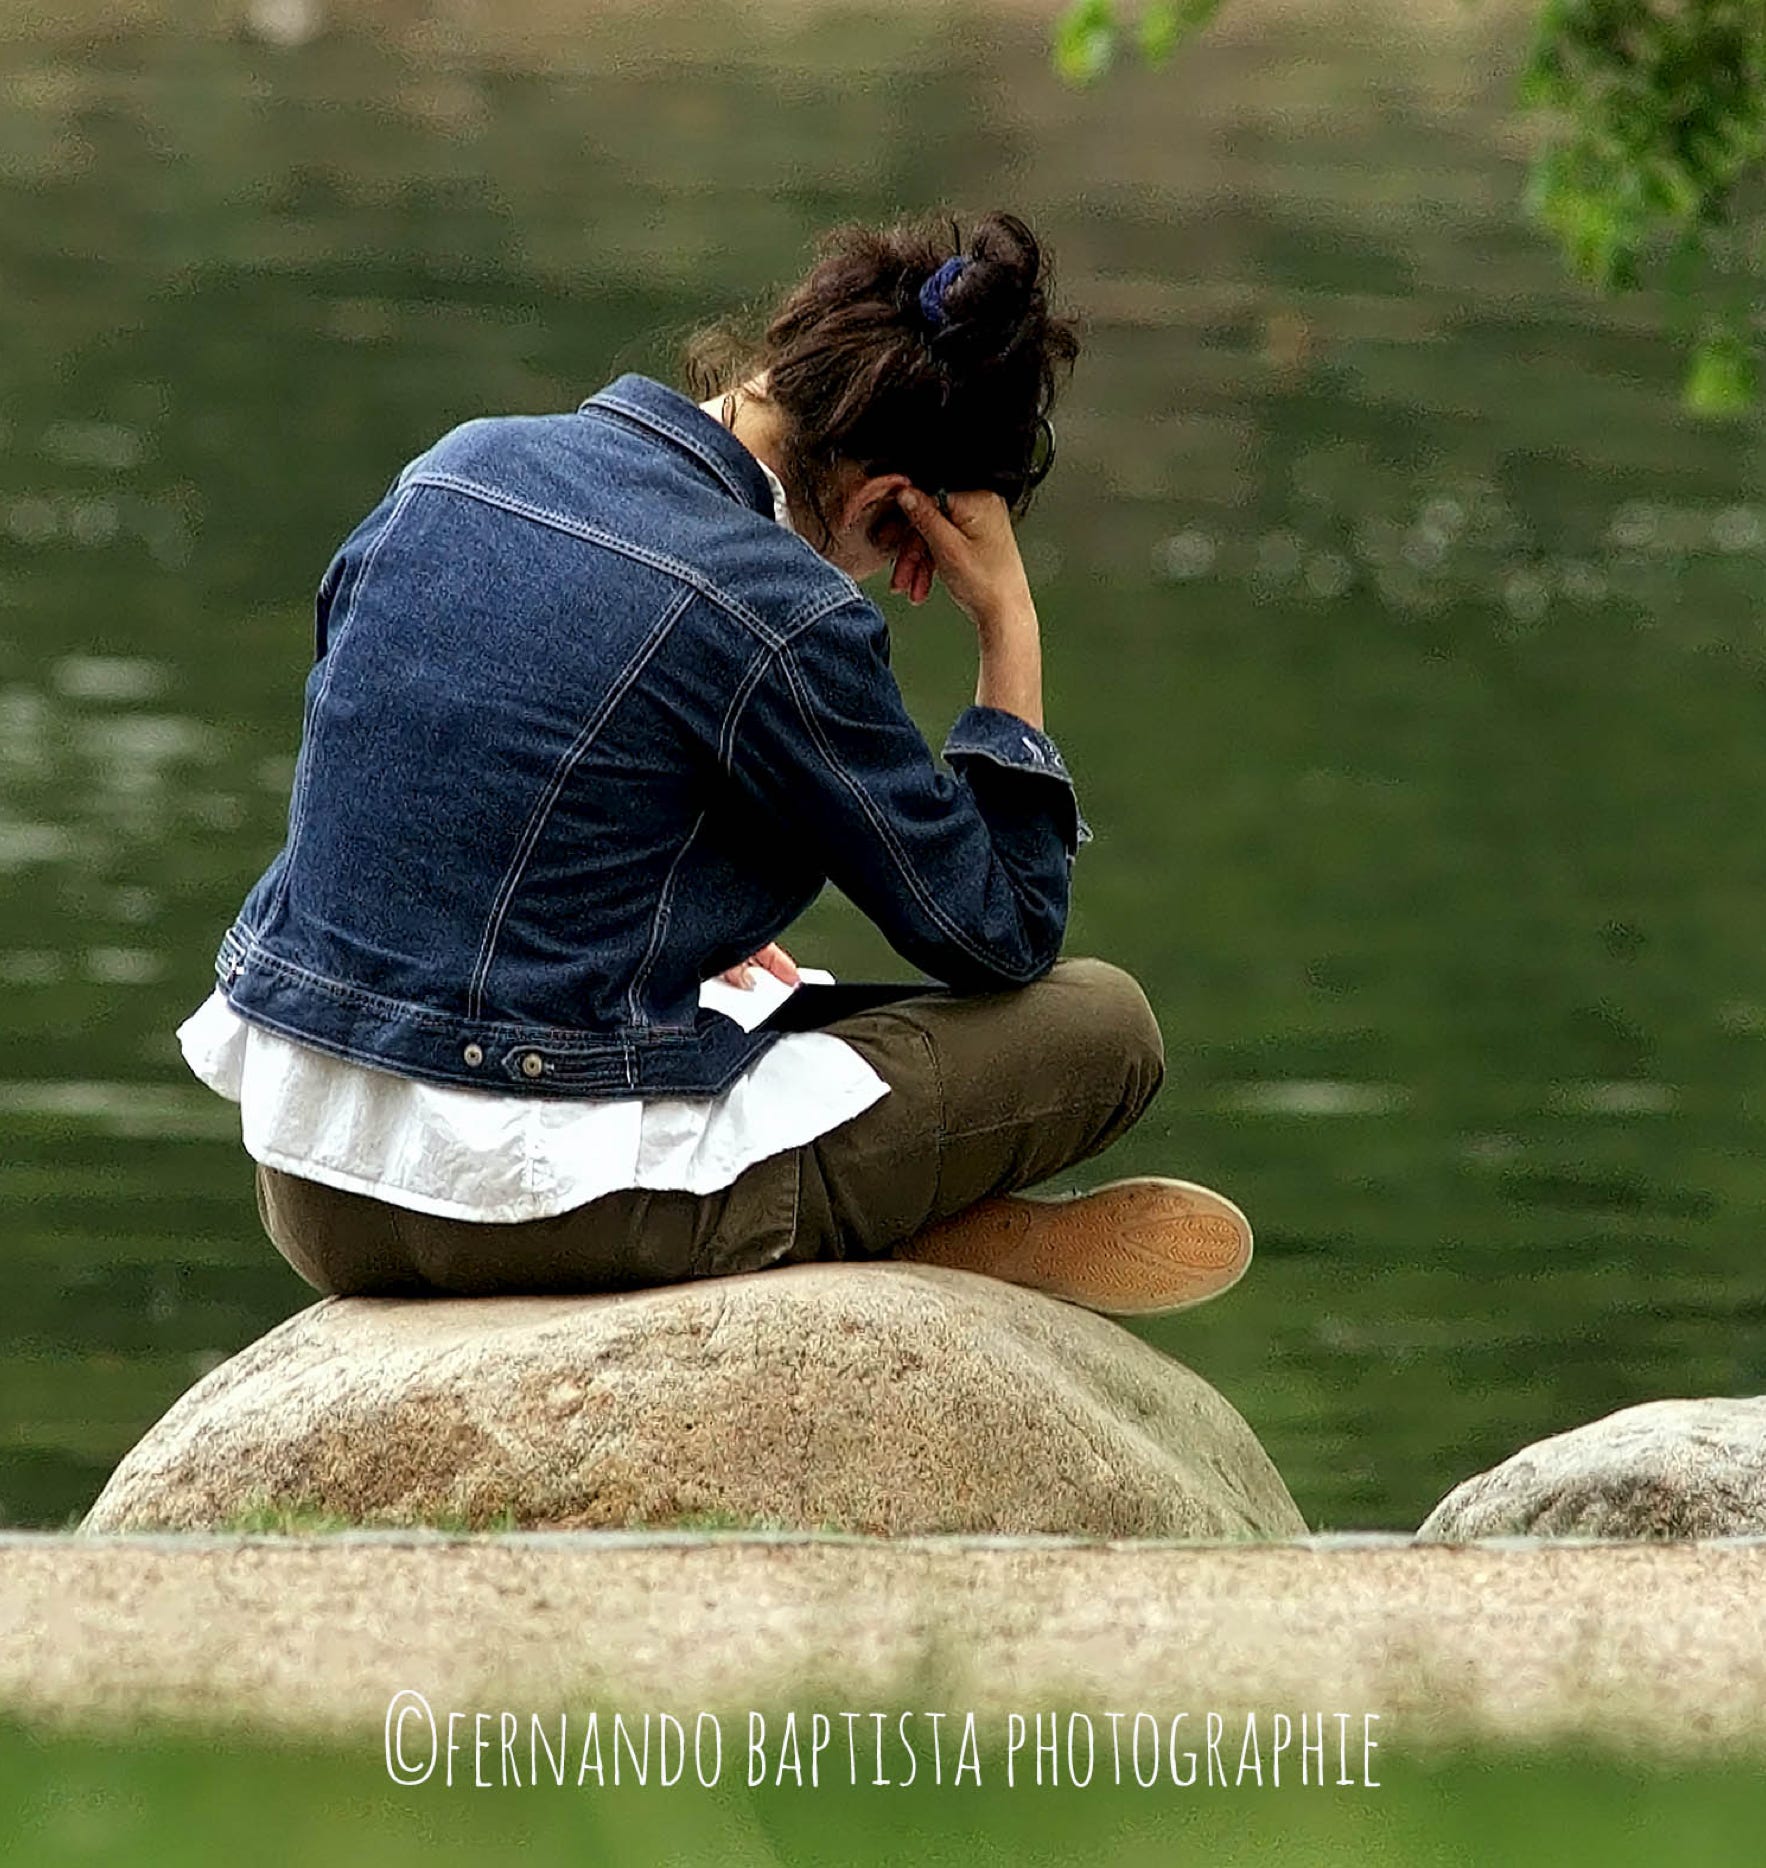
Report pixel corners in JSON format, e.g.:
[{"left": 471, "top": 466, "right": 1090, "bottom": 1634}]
[{"left": 178, "top": 210, "right": 1253, "bottom": 1314}]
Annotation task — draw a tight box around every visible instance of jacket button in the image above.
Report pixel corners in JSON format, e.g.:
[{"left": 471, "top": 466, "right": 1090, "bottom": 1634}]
[
  {"left": 462, "top": 1043, "right": 484, "bottom": 1068},
  {"left": 520, "top": 1052, "right": 544, "bottom": 1079}
]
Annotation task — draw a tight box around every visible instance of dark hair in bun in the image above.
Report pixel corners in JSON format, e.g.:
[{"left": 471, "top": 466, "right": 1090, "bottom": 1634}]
[{"left": 685, "top": 210, "right": 1080, "bottom": 547}]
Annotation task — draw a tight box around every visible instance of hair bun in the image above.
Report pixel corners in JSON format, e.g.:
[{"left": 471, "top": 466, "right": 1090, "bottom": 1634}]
[
  {"left": 686, "top": 208, "right": 1077, "bottom": 541},
  {"left": 922, "top": 212, "right": 1048, "bottom": 366}
]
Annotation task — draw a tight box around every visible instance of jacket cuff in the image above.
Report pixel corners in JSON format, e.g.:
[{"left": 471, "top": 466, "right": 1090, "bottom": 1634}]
[{"left": 942, "top": 705, "right": 1093, "bottom": 847}]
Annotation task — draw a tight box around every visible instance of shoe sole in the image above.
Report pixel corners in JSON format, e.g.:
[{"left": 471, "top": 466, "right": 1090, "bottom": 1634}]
[{"left": 895, "top": 1176, "right": 1253, "bottom": 1317}]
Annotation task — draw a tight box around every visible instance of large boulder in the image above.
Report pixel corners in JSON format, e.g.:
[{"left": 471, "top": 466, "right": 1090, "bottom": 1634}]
[
  {"left": 82, "top": 1262, "right": 1304, "bottom": 1538},
  {"left": 1418, "top": 1397, "right": 1766, "bottom": 1541}
]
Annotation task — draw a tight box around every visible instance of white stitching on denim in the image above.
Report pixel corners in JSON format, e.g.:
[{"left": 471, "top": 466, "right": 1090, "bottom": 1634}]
[
  {"left": 586, "top": 397, "right": 876, "bottom": 600},
  {"left": 585, "top": 392, "right": 757, "bottom": 505},
  {"left": 621, "top": 648, "right": 780, "bottom": 1024},
  {"left": 497, "top": 1042, "right": 632, "bottom": 1085},
  {"left": 405, "top": 471, "right": 863, "bottom": 649},
  {"left": 768, "top": 645, "right": 1047, "bottom": 985},
  {"left": 406, "top": 471, "right": 788, "bottom": 647},
  {"left": 943, "top": 739, "right": 1070, "bottom": 778},
  {"left": 587, "top": 397, "right": 872, "bottom": 615},
  {"left": 209, "top": 999, "right": 681, "bottom": 1094},
  {"left": 465, "top": 585, "right": 695, "bottom": 1021},
  {"left": 267, "top": 485, "right": 416, "bottom": 929},
  {"left": 235, "top": 943, "right": 702, "bottom": 1048},
  {"left": 944, "top": 741, "right": 1090, "bottom": 846},
  {"left": 624, "top": 808, "right": 707, "bottom": 1026},
  {"left": 719, "top": 642, "right": 775, "bottom": 771},
  {"left": 774, "top": 587, "right": 872, "bottom": 643}
]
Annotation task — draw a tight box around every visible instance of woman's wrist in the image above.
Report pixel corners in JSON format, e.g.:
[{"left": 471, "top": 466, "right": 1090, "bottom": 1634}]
[
  {"left": 973, "top": 613, "right": 1044, "bottom": 728},
  {"left": 971, "top": 592, "right": 1039, "bottom": 646}
]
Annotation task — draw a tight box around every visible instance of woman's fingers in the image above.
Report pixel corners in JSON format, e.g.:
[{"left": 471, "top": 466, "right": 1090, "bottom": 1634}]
[
  {"left": 722, "top": 943, "right": 801, "bottom": 989},
  {"left": 897, "top": 487, "right": 967, "bottom": 562},
  {"left": 897, "top": 488, "right": 987, "bottom": 606},
  {"left": 752, "top": 942, "right": 800, "bottom": 986},
  {"left": 891, "top": 531, "right": 933, "bottom": 603},
  {"left": 898, "top": 488, "right": 1027, "bottom": 634}
]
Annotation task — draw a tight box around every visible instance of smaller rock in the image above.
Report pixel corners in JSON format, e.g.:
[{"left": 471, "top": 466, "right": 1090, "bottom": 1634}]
[{"left": 1418, "top": 1397, "right": 1766, "bottom": 1541}]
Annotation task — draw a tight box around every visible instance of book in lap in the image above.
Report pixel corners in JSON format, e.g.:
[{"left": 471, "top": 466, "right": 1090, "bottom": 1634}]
[{"left": 697, "top": 967, "right": 940, "bottom": 1035}]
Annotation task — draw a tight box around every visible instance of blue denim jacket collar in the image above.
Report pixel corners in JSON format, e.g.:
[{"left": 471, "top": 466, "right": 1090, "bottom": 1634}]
[{"left": 583, "top": 374, "right": 776, "bottom": 521}]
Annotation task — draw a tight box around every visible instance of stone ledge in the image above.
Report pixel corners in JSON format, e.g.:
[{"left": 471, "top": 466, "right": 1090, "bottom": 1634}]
[{"left": 10, "top": 1536, "right": 1766, "bottom": 1756}]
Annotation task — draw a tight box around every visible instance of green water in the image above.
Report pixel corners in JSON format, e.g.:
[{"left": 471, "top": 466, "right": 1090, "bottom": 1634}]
[
  {"left": 4, "top": 2, "right": 1765, "bottom": 1532},
  {"left": 4, "top": 1722, "right": 1766, "bottom": 1867}
]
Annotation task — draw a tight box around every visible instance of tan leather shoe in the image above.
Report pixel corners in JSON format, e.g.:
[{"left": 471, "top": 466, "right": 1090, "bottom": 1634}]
[{"left": 894, "top": 1176, "right": 1253, "bottom": 1316}]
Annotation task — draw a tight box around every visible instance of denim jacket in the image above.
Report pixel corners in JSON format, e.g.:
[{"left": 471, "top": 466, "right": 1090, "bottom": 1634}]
[{"left": 217, "top": 374, "right": 1087, "bottom": 1098}]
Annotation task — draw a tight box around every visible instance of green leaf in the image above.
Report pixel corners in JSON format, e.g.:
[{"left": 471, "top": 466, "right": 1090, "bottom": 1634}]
[
  {"left": 1139, "top": 0, "right": 1223, "bottom": 67},
  {"left": 1684, "top": 326, "right": 1757, "bottom": 417},
  {"left": 1054, "top": 0, "right": 1118, "bottom": 86}
]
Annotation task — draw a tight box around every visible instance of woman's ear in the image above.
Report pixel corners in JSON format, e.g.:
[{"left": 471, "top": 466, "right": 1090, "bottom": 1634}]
[{"left": 838, "top": 471, "right": 913, "bottom": 542}]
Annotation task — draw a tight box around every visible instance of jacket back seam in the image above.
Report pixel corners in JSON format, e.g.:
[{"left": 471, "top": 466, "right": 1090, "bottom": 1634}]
[
  {"left": 464, "top": 584, "right": 695, "bottom": 1021},
  {"left": 624, "top": 809, "right": 708, "bottom": 1027},
  {"left": 719, "top": 641, "right": 775, "bottom": 772}
]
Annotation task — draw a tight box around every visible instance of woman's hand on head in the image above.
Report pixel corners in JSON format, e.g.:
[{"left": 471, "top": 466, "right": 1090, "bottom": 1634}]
[
  {"left": 893, "top": 489, "right": 1036, "bottom": 639},
  {"left": 719, "top": 942, "right": 801, "bottom": 990},
  {"left": 888, "top": 524, "right": 938, "bottom": 607}
]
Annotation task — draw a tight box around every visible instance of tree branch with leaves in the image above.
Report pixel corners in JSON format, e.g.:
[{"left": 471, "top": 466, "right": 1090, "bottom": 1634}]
[{"left": 1054, "top": 0, "right": 1766, "bottom": 413}]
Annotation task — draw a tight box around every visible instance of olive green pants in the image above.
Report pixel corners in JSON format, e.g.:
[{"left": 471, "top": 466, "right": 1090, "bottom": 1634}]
[{"left": 255, "top": 956, "right": 1165, "bottom": 1298}]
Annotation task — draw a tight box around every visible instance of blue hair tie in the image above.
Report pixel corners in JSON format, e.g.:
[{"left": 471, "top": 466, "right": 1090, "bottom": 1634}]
[{"left": 918, "top": 255, "right": 969, "bottom": 330}]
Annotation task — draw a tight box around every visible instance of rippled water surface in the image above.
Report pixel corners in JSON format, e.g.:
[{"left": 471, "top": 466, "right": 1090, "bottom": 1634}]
[{"left": 4, "top": 1, "right": 1765, "bottom": 1530}]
